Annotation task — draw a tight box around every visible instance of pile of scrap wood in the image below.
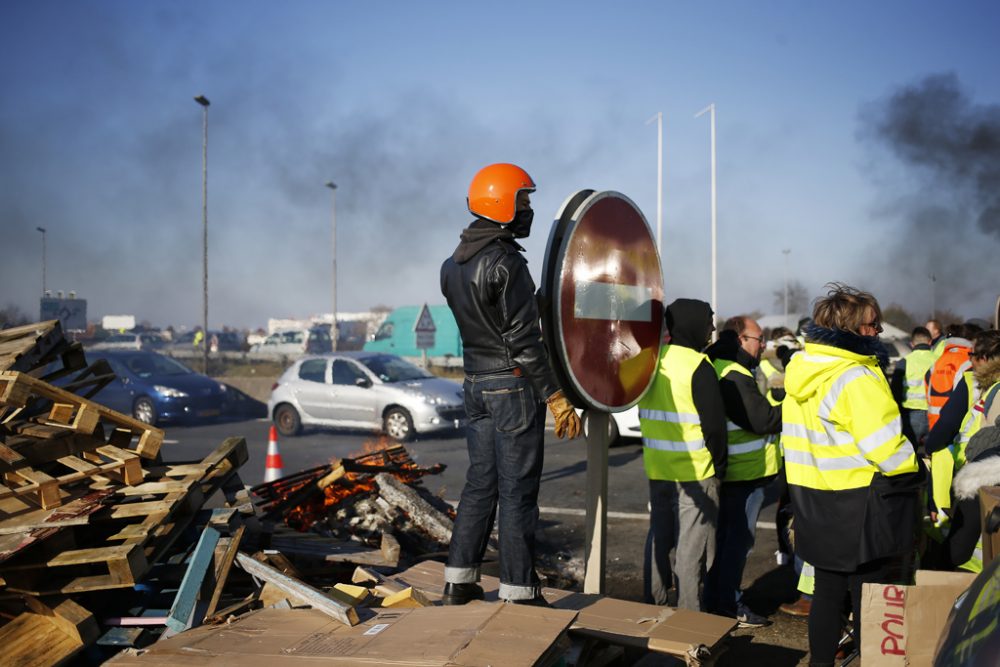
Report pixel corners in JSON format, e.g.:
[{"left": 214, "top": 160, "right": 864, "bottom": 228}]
[
  {"left": 0, "top": 321, "right": 737, "bottom": 666},
  {"left": 0, "top": 321, "right": 256, "bottom": 664}
]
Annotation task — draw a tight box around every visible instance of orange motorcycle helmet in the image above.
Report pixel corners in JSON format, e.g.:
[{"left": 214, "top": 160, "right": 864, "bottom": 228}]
[{"left": 466, "top": 163, "right": 535, "bottom": 224}]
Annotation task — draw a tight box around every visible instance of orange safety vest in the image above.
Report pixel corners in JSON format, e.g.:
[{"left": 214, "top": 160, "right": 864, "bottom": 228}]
[{"left": 926, "top": 338, "right": 973, "bottom": 430}]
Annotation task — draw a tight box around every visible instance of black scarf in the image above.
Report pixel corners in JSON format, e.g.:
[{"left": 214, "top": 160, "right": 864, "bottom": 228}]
[
  {"left": 451, "top": 218, "right": 523, "bottom": 264},
  {"left": 803, "top": 323, "right": 889, "bottom": 368}
]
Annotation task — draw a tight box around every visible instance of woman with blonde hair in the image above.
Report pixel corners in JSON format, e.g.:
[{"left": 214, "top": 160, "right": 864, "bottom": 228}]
[{"left": 781, "top": 283, "right": 925, "bottom": 666}]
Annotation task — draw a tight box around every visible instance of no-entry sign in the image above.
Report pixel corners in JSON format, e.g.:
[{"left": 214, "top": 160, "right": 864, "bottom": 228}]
[{"left": 541, "top": 191, "right": 664, "bottom": 412}]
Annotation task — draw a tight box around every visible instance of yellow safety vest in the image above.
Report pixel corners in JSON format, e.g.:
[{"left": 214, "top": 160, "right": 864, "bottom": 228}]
[
  {"left": 931, "top": 372, "right": 979, "bottom": 515},
  {"left": 959, "top": 537, "right": 983, "bottom": 574},
  {"left": 758, "top": 357, "right": 784, "bottom": 406},
  {"left": 798, "top": 562, "right": 816, "bottom": 596},
  {"left": 712, "top": 359, "right": 782, "bottom": 482},
  {"left": 782, "top": 343, "right": 919, "bottom": 492},
  {"left": 902, "top": 348, "right": 936, "bottom": 410},
  {"left": 639, "top": 345, "right": 717, "bottom": 482}
]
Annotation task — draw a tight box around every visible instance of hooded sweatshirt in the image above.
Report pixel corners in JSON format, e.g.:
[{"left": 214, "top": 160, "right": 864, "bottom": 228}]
[{"left": 660, "top": 299, "right": 728, "bottom": 479}]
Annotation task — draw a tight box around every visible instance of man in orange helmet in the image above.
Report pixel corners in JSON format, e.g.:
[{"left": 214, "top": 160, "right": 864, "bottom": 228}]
[{"left": 440, "top": 162, "right": 581, "bottom": 606}]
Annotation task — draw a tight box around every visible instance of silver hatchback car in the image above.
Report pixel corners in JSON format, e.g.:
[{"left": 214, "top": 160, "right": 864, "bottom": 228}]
[{"left": 268, "top": 352, "right": 465, "bottom": 441}]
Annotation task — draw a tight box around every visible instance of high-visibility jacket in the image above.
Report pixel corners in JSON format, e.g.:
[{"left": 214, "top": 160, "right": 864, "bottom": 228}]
[
  {"left": 782, "top": 342, "right": 921, "bottom": 569},
  {"left": 758, "top": 357, "right": 784, "bottom": 406},
  {"left": 926, "top": 338, "right": 974, "bottom": 429},
  {"left": 712, "top": 359, "right": 782, "bottom": 481},
  {"left": 930, "top": 372, "right": 978, "bottom": 515},
  {"left": 639, "top": 345, "right": 717, "bottom": 482},
  {"left": 902, "top": 348, "right": 936, "bottom": 410},
  {"left": 783, "top": 343, "right": 919, "bottom": 491}
]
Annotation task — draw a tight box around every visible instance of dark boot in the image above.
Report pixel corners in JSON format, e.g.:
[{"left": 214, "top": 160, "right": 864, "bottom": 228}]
[
  {"left": 442, "top": 582, "right": 485, "bottom": 605},
  {"left": 506, "top": 596, "right": 551, "bottom": 608}
]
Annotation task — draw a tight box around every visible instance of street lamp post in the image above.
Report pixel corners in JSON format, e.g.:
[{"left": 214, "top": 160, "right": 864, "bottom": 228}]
[
  {"left": 930, "top": 274, "right": 937, "bottom": 319},
  {"left": 645, "top": 112, "right": 663, "bottom": 254},
  {"left": 695, "top": 104, "right": 717, "bottom": 322},
  {"left": 194, "top": 94, "right": 210, "bottom": 375},
  {"left": 782, "top": 248, "right": 791, "bottom": 324},
  {"left": 36, "top": 227, "right": 47, "bottom": 295},
  {"left": 325, "top": 181, "right": 338, "bottom": 351}
]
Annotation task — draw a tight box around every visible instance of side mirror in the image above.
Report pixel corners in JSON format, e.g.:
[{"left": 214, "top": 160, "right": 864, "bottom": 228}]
[{"left": 355, "top": 377, "right": 372, "bottom": 389}]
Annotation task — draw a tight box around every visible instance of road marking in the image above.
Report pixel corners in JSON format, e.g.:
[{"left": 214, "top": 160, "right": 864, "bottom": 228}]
[
  {"left": 446, "top": 500, "right": 777, "bottom": 529},
  {"left": 163, "top": 439, "right": 180, "bottom": 444}
]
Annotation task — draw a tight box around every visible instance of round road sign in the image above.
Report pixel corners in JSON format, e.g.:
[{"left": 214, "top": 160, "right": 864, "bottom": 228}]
[{"left": 541, "top": 190, "right": 664, "bottom": 412}]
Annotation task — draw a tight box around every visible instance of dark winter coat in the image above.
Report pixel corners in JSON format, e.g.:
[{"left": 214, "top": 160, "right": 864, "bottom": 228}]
[{"left": 441, "top": 219, "right": 558, "bottom": 400}]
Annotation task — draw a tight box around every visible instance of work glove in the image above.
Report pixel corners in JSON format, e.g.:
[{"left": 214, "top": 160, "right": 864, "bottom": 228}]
[{"left": 546, "top": 389, "right": 581, "bottom": 440}]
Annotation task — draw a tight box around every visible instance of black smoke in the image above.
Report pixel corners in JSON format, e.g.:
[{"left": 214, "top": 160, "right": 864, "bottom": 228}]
[{"left": 859, "top": 73, "right": 1000, "bottom": 317}]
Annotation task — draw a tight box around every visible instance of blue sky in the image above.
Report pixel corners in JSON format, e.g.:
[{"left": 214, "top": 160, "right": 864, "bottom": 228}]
[{"left": 2, "top": 1, "right": 999, "bottom": 330}]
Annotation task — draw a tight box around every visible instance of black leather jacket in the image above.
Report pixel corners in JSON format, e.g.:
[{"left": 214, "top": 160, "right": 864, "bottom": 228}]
[{"left": 441, "top": 236, "right": 558, "bottom": 400}]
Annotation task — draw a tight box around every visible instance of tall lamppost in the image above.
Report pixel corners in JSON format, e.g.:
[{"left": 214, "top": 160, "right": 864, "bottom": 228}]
[
  {"left": 930, "top": 274, "right": 937, "bottom": 319},
  {"left": 36, "top": 226, "right": 47, "bottom": 295},
  {"left": 194, "top": 94, "right": 210, "bottom": 374},
  {"left": 645, "top": 111, "right": 663, "bottom": 254},
  {"left": 782, "top": 248, "right": 791, "bottom": 324},
  {"left": 695, "top": 103, "right": 717, "bottom": 322},
  {"left": 325, "top": 181, "right": 338, "bottom": 351}
]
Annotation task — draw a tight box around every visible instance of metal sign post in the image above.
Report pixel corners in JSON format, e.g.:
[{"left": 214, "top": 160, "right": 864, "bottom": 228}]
[
  {"left": 541, "top": 190, "right": 664, "bottom": 594},
  {"left": 414, "top": 303, "right": 436, "bottom": 368}
]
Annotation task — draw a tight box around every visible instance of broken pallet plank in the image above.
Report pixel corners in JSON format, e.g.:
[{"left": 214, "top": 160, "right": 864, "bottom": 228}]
[
  {"left": 165, "top": 526, "right": 221, "bottom": 634},
  {"left": 235, "top": 551, "right": 359, "bottom": 627},
  {"left": 204, "top": 525, "right": 246, "bottom": 618},
  {"left": 0, "top": 371, "right": 164, "bottom": 459}
]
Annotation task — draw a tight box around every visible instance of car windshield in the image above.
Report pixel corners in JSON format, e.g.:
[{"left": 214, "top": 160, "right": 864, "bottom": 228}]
[
  {"left": 119, "top": 353, "right": 192, "bottom": 378},
  {"left": 360, "top": 355, "right": 432, "bottom": 382}
]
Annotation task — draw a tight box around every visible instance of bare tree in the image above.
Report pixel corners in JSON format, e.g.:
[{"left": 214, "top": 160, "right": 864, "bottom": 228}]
[
  {"left": 882, "top": 303, "right": 916, "bottom": 332},
  {"left": 772, "top": 280, "right": 810, "bottom": 314},
  {"left": 0, "top": 304, "right": 31, "bottom": 330}
]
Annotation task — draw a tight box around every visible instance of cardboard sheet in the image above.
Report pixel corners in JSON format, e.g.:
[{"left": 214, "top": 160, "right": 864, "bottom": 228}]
[
  {"left": 860, "top": 570, "right": 977, "bottom": 665},
  {"left": 108, "top": 603, "right": 576, "bottom": 666},
  {"left": 391, "top": 560, "right": 735, "bottom": 660}
]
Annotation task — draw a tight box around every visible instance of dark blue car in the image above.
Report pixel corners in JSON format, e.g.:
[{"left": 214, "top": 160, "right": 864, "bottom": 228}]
[{"left": 91, "top": 350, "right": 229, "bottom": 425}]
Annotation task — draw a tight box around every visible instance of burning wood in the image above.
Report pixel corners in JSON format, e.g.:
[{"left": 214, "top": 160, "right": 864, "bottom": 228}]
[
  {"left": 375, "top": 473, "right": 453, "bottom": 545},
  {"left": 250, "top": 441, "right": 449, "bottom": 537}
]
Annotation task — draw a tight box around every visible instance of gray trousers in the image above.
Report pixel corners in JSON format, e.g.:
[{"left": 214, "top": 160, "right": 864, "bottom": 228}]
[{"left": 644, "top": 477, "right": 720, "bottom": 610}]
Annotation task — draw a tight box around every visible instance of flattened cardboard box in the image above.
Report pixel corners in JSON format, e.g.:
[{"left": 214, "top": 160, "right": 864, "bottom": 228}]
[
  {"left": 980, "top": 485, "right": 1000, "bottom": 563},
  {"left": 860, "top": 570, "right": 976, "bottom": 666},
  {"left": 392, "top": 561, "right": 735, "bottom": 660},
  {"left": 107, "top": 603, "right": 576, "bottom": 666}
]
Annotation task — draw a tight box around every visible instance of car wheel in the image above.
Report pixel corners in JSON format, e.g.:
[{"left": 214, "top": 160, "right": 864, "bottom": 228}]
[
  {"left": 383, "top": 407, "right": 414, "bottom": 442},
  {"left": 133, "top": 397, "right": 158, "bottom": 426},
  {"left": 582, "top": 410, "right": 621, "bottom": 446},
  {"left": 274, "top": 404, "right": 302, "bottom": 437}
]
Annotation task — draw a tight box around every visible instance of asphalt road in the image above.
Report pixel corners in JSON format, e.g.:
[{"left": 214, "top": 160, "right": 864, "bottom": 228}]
[{"left": 160, "top": 417, "right": 812, "bottom": 665}]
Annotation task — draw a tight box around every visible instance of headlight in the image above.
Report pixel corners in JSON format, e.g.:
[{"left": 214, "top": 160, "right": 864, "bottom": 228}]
[
  {"left": 154, "top": 385, "right": 188, "bottom": 398},
  {"left": 407, "top": 391, "right": 443, "bottom": 405}
]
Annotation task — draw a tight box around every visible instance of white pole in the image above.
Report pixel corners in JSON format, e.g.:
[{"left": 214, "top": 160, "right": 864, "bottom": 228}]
[
  {"left": 194, "top": 95, "right": 210, "bottom": 375},
  {"left": 326, "top": 182, "right": 338, "bottom": 351},
  {"left": 36, "top": 227, "right": 47, "bottom": 295},
  {"left": 783, "top": 248, "right": 791, "bottom": 324},
  {"left": 695, "top": 104, "right": 717, "bottom": 321},
  {"left": 645, "top": 112, "right": 664, "bottom": 254}
]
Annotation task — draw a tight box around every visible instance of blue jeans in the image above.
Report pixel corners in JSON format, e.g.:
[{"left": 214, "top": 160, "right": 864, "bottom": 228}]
[
  {"left": 905, "top": 409, "right": 928, "bottom": 449},
  {"left": 445, "top": 371, "right": 545, "bottom": 601},
  {"left": 704, "top": 481, "right": 767, "bottom": 616}
]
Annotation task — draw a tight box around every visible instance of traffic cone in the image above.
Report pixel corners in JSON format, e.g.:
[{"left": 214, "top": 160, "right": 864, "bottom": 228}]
[{"left": 264, "top": 425, "right": 285, "bottom": 482}]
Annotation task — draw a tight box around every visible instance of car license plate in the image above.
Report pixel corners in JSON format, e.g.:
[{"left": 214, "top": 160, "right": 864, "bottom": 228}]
[{"left": 198, "top": 409, "right": 221, "bottom": 417}]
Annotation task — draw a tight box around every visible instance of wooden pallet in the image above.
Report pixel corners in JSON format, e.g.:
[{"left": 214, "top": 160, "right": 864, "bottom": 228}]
[
  {"left": 0, "top": 371, "right": 164, "bottom": 459},
  {"left": 0, "top": 437, "right": 248, "bottom": 594},
  {"left": 0, "top": 445, "right": 143, "bottom": 510}
]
